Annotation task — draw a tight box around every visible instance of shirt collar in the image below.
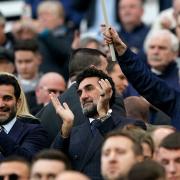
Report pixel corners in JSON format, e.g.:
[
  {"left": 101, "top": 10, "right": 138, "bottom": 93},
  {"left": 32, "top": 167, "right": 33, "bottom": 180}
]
[
  {"left": 89, "top": 118, "right": 95, "bottom": 124},
  {"left": 2, "top": 117, "right": 16, "bottom": 134}
]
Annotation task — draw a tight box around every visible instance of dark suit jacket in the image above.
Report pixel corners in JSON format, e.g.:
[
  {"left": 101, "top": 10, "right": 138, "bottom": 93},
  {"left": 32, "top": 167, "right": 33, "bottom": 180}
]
[
  {"left": 0, "top": 116, "right": 50, "bottom": 161},
  {"left": 36, "top": 83, "right": 126, "bottom": 143},
  {"left": 118, "top": 48, "right": 180, "bottom": 130},
  {"left": 52, "top": 115, "right": 145, "bottom": 180}
]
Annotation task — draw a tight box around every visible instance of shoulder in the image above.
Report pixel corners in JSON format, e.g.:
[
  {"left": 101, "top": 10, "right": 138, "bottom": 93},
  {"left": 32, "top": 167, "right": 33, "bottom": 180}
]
[{"left": 17, "top": 116, "right": 41, "bottom": 124}]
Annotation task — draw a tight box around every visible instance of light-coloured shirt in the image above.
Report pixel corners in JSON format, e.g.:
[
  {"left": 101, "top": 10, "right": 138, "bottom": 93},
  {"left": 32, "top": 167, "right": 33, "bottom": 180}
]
[{"left": 3, "top": 117, "right": 16, "bottom": 134}]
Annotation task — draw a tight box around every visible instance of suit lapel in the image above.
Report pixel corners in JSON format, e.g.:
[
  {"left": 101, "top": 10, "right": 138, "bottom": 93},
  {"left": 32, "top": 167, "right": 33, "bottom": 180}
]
[
  {"left": 79, "top": 125, "right": 103, "bottom": 170},
  {"left": 75, "top": 120, "right": 92, "bottom": 152},
  {"left": 8, "top": 119, "right": 24, "bottom": 142}
]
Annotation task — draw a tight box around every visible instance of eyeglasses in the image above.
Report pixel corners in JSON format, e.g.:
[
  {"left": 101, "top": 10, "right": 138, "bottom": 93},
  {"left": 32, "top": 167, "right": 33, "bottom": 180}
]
[
  {"left": 40, "top": 86, "right": 64, "bottom": 95},
  {"left": 0, "top": 173, "right": 21, "bottom": 180}
]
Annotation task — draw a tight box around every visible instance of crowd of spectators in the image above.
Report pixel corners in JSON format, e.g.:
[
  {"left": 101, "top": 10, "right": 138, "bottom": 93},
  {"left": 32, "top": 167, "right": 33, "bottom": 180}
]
[{"left": 0, "top": 0, "right": 179, "bottom": 180}]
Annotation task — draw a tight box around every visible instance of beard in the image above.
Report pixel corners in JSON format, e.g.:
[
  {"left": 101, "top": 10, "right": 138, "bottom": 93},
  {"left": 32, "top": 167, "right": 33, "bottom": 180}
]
[
  {"left": 82, "top": 103, "right": 98, "bottom": 118},
  {"left": 0, "top": 106, "right": 17, "bottom": 125}
]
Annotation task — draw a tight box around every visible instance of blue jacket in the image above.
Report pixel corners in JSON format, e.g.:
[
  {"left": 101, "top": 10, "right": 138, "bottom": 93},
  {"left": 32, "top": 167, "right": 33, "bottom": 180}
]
[
  {"left": 118, "top": 48, "right": 180, "bottom": 130},
  {"left": 0, "top": 116, "right": 49, "bottom": 161},
  {"left": 52, "top": 115, "right": 146, "bottom": 180}
]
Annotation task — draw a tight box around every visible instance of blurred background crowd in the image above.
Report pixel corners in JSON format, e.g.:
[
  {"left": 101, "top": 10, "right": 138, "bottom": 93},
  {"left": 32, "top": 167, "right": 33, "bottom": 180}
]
[{"left": 0, "top": 0, "right": 179, "bottom": 180}]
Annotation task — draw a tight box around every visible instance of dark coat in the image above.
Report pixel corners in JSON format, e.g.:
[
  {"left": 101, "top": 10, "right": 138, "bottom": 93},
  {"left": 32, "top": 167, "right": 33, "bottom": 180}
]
[
  {"left": 52, "top": 115, "right": 145, "bottom": 180},
  {"left": 36, "top": 83, "right": 126, "bottom": 143},
  {"left": 0, "top": 116, "right": 49, "bottom": 161},
  {"left": 118, "top": 48, "right": 180, "bottom": 130}
]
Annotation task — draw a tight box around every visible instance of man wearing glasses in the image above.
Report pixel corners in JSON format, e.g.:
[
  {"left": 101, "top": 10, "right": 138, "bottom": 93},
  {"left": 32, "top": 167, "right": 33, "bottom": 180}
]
[{"left": 27, "top": 72, "right": 66, "bottom": 115}]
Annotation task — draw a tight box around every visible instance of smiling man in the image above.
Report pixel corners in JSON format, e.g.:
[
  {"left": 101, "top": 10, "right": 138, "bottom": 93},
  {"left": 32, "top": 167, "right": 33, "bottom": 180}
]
[{"left": 0, "top": 72, "right": 49, "bottom": 160}]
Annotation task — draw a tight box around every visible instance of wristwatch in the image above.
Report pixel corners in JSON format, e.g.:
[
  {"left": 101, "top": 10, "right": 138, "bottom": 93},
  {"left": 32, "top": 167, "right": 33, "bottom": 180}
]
[{"left": 99, "top": 109, "right": 112, "bottom": 122}]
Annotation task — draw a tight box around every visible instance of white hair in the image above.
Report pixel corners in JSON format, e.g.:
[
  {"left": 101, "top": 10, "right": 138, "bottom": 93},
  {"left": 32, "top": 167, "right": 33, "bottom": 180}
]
[{"left": 144, "top": 29, "right": 179, "bottom": 53}]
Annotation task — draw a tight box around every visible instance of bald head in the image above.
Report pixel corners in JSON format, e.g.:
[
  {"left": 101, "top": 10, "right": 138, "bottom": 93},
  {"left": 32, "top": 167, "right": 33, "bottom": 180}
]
[
  {"left": 36, "top": 72, "right": 66, "bottom": 105},
  {"left": 56, "top": 171, "right": 90, "bottom": 180},
  {"left": 124, "top": 96, "right": 150, "bottom": 123}
]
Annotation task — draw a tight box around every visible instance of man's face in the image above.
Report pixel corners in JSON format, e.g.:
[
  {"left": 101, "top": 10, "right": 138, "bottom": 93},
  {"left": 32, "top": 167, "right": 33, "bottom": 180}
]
[
  {"left": 101, "top": 136, "right": 141, "bottom": 180},
  {"left": 30, "top": 159, "right": 66, "bottom": 180},
  {"left": 77, "top": 77, "right": 102, "bottom": 117},
  {"left": 109, "top": 64, "right": 128, "bottom": 94},
  {"left": 156, "top": 148, "right": 180, "bottom": 180},
  {"left": 15, "top": 50, "right": 40, "bottom": 80},
  {"left": 118, "top": 0, "right": 143, "bottom": 27},
  {"left": 0, "top": 60, "right": 14, "bottom": 74},
  {"left": 0, "top": 161, "right": 29, "bottom": 180},
  {"left": 38, "top": 9, "right": 61, "bottom": 30},
  {"left": 147, "top": 36, "right": 177, "bottom": 71},
  {"left": 36, "top": 76, "right": 66, "bottom": 105},
  {"left": 0, "top": 85, "right": 19, "bottom": 125}
]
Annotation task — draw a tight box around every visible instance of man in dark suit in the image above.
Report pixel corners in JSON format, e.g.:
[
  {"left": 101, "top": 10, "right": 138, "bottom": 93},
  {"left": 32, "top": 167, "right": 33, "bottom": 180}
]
[
  {"left": 0, "top": 73, "right": 49, "bottom": 161},
  {"left": 37, "top": 48, "right": 126, "bottom": 143},
  {"left": 51, "top": 67, "right": 145, "bottom": 180},
  {"left": 103, "top": 26, "right": 180, "bottom": 130}
]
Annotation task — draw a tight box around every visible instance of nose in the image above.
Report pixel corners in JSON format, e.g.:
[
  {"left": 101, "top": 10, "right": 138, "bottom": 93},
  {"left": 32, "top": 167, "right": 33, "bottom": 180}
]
[
  {"left": 0, "top": 98, "right": 5, "bottom": 107},
  {"left": 80, "top": 90, "right": 89, "bottom": 100},
  {"left": 151, "top": 46, "right": 159, "bottom": 55},
  {"left": 108, "top": 151, "right": 117, "bottom": 162},
  {"left": 167, "top": 161, "right": 176, "bottom": 175}
]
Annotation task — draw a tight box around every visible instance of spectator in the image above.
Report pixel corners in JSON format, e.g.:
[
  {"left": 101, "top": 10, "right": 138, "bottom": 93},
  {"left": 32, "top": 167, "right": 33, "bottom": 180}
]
[
  {"left": 155, "top": 132, "right": 180, "bottom": 180},
  {"left": 51, "top": 67, "right": 144, "bottom": 180},
  {"left": 0, "top": 72, "right": 49, "bottom": 160},
  {"left": 148, "top": 0, "right": 180, "bottom": 34},
  {"left": 127, "top": 159, "right": 166, "bottom": 180},
  {"left": 56, "top": 171, "right": 90, "bottom": 180},
  {"left": 0, "top": 156, "right": 30, "bottom": 180},
  {"left": 107, "top": 61, "right": 128, "bottom": 95},
  {"left": 24, "top": 0, "right": 84, "bottom": 28},
  {"left": 29, "top": 72, "right": 66, "bottom": 114},
  {"left": 118, "top": 0, "right": 150, "bottom": 54},
  {"left": 103, "top": 25, "right": 180, "bottom": 130},
  {"left": 145, "top": 29, "right": 180, "bottom": 91},
  {"left": 124, "top": 96, "right": 150, "bottom": 123},
  {"left": 150, "top": 125, "right": 175, "bottom": 150},
  {"left": 0, "top": 12, "right": 14, "bottom": 50},
  {"left": 36, "top": 48, "right": 126, "bottom": 143},
  {"left": 34, "top": 0, "right": 73, "bottom": 81},
  {"left": 101, "top": 130, "right": 143, "bottom": 180},
  {"left": 14, "top": 38, "right": 42, "bottom": 93},
  {"left": 31, "top": 149, "right": 71, "bottom": 180},
  {"left": 0, "top": 47, "right": 15, "bottom": 73}
]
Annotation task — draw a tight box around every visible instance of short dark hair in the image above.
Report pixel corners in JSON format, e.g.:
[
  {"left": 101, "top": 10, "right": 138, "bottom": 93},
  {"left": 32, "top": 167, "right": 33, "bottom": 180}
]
[
  {"left": 127, "top": 160, "right": 166, "bottom": 180},
  {"left": 0, "top": 73, "right": 21, "bottom": 100},
  {"left": 0, "top": 47, "right": 14, "bottom": 63},
  {"left": 160, "top": 132, "right": 180, "bottom": 150},
  {"left": 76, "top": 67, "right": 115, "bottom": 107},
  {"left": 69, "top": 48, "right": 106, "bottom": 79},
  {"left": 1, "top": 155, "right": 30, "bottom": 167},
  {"left": 103, "top": 130, "right": 143, "bottom": 156},
  {"left": 32, "top": 149, "right": 71, "bottom": 170},
  {"left": 14, "top": 38, "right": 39, "bottom": 53}
]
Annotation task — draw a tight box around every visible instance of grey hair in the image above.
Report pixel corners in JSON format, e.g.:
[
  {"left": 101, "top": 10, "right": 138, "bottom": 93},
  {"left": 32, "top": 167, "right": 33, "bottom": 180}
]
[{"left": 144, "top": 29, "right": 179, "bottom": 53}]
